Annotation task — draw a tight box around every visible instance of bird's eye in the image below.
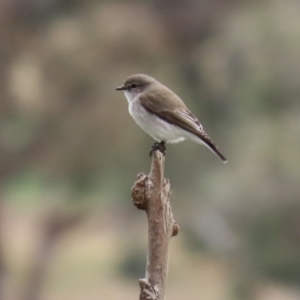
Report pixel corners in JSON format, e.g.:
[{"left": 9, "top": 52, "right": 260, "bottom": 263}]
[{"left": 131, "top": 84, "right": 137, "bottom": 89}]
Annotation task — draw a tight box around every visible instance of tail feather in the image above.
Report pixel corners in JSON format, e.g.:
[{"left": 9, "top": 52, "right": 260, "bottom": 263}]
[
  {"left": 195, "top": 131, "right": 227, "bottom": 163},
  {"left": 206, "top": 142, "right": 227, "bottom": 163}
]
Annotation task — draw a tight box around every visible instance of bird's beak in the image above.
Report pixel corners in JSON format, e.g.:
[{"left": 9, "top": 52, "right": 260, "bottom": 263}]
[{"left": 115, "top": 85, "right": 126, "bottom": 91}]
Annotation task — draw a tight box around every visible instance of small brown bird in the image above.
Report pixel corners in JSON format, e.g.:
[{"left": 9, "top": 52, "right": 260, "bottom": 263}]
[{"left": 116, "top": 74, "right": 227, "bottom": 163}]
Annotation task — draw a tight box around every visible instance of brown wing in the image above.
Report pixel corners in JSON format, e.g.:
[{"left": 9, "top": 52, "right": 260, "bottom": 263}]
[{"left": 139, "top": 90, "right": 227, "bottom": 162}]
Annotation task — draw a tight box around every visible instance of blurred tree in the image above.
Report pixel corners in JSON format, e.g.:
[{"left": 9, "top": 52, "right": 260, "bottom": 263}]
[{"left": 0, "top": 0, "right": 299, "bottom": 299}]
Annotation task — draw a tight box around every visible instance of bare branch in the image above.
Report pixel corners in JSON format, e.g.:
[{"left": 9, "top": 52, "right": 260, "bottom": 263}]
[{"left": 132, "top": 150, "right": 179, "bottom": 300}]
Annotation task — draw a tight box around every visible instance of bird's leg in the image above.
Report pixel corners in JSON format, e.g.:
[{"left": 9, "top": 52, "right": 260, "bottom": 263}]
[
  {"left": 158, "top": 141, "right": 166, "bottom": 155},
  {"left": 149, "top": 141, "right": 166, "bottom": 157}
]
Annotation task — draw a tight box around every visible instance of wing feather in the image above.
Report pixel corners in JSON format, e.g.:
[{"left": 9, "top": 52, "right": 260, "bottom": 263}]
[{"left": 139, "top": 89, "right": 227, "bottom": 162}]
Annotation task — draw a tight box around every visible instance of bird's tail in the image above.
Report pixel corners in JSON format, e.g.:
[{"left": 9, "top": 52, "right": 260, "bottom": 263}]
[
  {"left": 194, "top": 131, "right": 228, "bottom": 163},
  {"left": 205, "top": 142, "right": 228, "bottom": 163}
]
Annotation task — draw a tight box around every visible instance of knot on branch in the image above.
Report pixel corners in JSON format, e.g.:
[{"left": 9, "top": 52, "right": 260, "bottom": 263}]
[
  {"left": 132, "top": 173, "right": 148, "bottom": 210},
  {"left": 172, "top": 222, "right": 180, "bottom": 237},
  {"left": 139, "top": 279, "right": 159, "bottom": 300}
]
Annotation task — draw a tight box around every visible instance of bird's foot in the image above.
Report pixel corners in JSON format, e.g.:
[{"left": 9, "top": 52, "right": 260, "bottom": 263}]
[{"left": 149, "top": 141, "right": 166, "bottom": 157}]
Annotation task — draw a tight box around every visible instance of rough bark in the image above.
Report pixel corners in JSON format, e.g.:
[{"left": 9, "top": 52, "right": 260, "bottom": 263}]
[{"left": 132, "top": 150, "right": 179, "bottom": 300}]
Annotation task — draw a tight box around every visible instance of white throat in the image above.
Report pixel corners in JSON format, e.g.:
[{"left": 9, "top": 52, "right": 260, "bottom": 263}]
[{"left": 124, "top": 91, "right": 139, "bottom": 103}]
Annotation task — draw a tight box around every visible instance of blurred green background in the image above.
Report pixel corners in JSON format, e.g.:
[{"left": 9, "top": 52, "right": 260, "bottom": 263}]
[{"left": 1, "top": 0, "right": 300, "bottom": 299}]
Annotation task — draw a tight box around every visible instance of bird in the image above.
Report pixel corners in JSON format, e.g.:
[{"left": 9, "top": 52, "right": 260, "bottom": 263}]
[{"left": 115, "top": 74, "right": 227, "bottom": 163}]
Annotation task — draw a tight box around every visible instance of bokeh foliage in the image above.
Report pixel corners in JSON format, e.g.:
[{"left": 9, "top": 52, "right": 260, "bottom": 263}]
[{"left": 0, "top": 0, "right": 300, "bottom": 299}]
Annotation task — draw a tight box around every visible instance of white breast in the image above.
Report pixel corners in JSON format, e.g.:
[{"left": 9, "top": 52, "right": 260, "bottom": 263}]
[{"left": 125, "top": 92, "right": 186, "bottom": 143}]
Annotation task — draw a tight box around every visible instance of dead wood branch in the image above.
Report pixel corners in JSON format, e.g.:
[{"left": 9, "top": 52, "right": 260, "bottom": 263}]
[{"left": 131, "top": 150, "right": 179, "bottom": 300}]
